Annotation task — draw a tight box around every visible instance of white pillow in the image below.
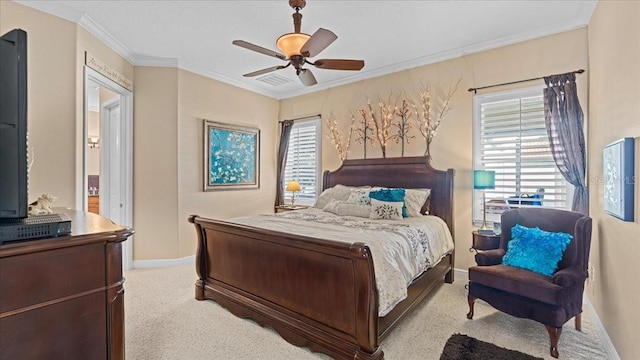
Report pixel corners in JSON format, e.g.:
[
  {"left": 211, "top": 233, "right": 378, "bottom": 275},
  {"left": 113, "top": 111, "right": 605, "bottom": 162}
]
[
  {"left": 322, "top": 199, "right": 341, "bottom": 214},
  {"left": 323, "top": 200, "right": 371, "bottom": 218},
  {"left": 347, "top": 188, "right": 371, "bottom": 206},
  {"left": 404, "top": 189, "right": 431, "bottom": 217},
  {"left": 369, "top": 198, "right": 404, "bottom": 220},
  {"left": 313, "top": 184, "right": 355, "bottom": 209}
]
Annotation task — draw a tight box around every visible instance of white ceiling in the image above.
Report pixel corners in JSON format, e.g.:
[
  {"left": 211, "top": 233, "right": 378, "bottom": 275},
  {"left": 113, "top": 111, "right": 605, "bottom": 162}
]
[{"left": 17, "top": 0, "right": 597, "bottom": 99}]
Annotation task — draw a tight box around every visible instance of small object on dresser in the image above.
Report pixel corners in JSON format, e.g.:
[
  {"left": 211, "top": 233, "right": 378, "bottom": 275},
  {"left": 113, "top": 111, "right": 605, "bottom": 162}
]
[{"left": 28, "top": 193, "right": 57, "bottom": 215}]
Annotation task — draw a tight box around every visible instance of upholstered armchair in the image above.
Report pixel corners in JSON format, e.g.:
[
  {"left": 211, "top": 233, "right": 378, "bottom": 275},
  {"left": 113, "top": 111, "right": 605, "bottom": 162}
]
[{"left": 467, "top": 207, "right": 592, "bottom": 358}]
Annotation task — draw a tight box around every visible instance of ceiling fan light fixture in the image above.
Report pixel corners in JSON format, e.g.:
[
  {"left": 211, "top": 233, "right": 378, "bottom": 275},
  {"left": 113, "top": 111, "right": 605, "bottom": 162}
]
[{"left": 276, "top": 32, "right": 310, "bottom": 58}]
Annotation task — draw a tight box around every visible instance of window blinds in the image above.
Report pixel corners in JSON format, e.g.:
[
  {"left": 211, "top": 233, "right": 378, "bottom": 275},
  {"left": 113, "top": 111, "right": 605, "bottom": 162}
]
[
  {"left": 284, "top": 119, "right": 321, "bottom": 205},
  {"left": 474, "top": 89, "right": 568, "bottom": 223}
]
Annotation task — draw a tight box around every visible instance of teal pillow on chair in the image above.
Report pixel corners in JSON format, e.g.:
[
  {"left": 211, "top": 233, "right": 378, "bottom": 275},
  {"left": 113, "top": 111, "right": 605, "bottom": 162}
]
[
  {"left": 502, "top": 224, "right": 572, "bottom": 276},
  {"left": 369, "top": 188, "right": 407, "bottom": 218}
]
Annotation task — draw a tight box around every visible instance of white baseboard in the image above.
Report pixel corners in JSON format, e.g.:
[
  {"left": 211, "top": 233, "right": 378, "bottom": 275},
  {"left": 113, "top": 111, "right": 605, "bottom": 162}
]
[
  {"left": 583, "top": 295, "right": 621, "bottom": 360},
  {"left": 454, "top": 267, "right": 469, "bottom": 281},
  {"left": 132, "top": 255, "right": 195, "bottom": 269}
]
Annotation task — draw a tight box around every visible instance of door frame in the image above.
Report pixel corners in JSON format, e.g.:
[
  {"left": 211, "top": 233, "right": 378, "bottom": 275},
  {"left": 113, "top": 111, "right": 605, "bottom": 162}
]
[
  {"left": 80, "top": 66, "right": 134, "bottom": 270},
  {"left": 99, "top": 97, "right": 121, "bottom": 218}
]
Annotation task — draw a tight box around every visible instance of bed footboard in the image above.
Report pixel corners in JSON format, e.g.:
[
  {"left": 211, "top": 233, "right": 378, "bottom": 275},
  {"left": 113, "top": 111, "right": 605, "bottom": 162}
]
[{"left": 189, "top": 215, "right": 384, "bottom": 360}]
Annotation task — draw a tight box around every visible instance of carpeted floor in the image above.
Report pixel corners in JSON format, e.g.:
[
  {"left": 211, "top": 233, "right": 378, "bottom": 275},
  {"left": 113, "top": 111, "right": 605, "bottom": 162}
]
[{"left": 124, "top": 263, "right": 608, "bottom": 360}]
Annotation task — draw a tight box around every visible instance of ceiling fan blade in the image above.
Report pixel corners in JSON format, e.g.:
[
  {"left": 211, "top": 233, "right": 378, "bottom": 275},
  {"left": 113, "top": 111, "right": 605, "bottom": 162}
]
[
  {"left": 313, "top": 59, "right": 365, "bottom": 71},
  {"left": 232, "top": 40, "right": 287, "bottom": 60},
  {"left": 300, "top": 28, "right": 337, "bottom": 58},
  {"left": 297, "top": 69, "right": 317, "bottom": 86},
  {"left": 242, "top": 64, "right": 289, "bottom": 77}
]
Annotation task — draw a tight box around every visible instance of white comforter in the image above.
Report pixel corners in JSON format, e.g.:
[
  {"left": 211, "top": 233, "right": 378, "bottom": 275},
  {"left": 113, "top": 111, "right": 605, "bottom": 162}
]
[{"left": 229, "top": 208, "right": 454, "bottom": 316}]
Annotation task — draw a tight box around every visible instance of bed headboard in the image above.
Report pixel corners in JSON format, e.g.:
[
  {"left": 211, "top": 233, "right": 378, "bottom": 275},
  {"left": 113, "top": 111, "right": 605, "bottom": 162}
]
[{"left": 322, "top": 156, "right": 455, "bottom": 236}]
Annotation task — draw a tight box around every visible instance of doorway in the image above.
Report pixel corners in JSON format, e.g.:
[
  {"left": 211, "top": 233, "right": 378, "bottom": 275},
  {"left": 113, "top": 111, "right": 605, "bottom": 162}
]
[{"left": 82, "top": 66, "right": 133, "bottom": 270}]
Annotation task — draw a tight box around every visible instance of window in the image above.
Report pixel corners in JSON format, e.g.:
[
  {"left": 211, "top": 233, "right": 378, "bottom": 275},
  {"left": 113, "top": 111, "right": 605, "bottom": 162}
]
[
  {"left": 283, "top": 118, "right": 321, "bottom": 206},
  {"left": 473, "top": 87, "right": 570, "bottom": 224}
]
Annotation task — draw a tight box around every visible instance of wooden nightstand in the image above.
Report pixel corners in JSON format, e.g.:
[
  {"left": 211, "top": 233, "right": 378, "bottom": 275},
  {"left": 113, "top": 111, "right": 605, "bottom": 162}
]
[
  {"left": 470, "top": 230, "right": 501, "bottom": 253},
  {"left": 275, "top": 204, "right": 309, "bottom": 213}
]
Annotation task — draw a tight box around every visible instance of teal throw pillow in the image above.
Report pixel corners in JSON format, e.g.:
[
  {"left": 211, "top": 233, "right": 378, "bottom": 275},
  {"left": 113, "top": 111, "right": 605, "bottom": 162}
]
[
  {"left": 369, "top": 188, "right": 407, "bottom": 218},
  {"left": 502, "top": 224, "right": 572, "bottom": 276}
]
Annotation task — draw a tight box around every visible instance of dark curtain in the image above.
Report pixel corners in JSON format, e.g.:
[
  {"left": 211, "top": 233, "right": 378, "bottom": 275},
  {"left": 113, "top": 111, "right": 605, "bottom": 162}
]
[
  {"left": 275, "top": 120, "right": 294, "bottom": 206},
  {"left": 543, "top": 72, "right": 588, "bottom": 214}
]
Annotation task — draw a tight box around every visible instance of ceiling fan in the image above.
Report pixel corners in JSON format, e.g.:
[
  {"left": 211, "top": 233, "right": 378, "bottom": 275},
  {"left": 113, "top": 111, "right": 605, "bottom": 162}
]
[{"left": 232, "top": 0, "right": 365, "bottom": 86}]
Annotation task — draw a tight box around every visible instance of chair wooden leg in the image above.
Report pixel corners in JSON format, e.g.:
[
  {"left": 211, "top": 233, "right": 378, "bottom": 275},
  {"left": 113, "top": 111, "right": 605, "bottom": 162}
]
[
  {"left": 575, "top": 313, "right": 582, "bottom": 331},
  {"left": 544, "top": 325, "right": 563, "bottom": 358},
  {"left": 466, "top": 295, "right": 476, "bottom": 320}
]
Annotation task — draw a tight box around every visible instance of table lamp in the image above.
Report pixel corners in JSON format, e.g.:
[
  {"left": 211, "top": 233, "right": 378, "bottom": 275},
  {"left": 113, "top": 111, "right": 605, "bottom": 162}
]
[
  {"left": 286, "top": 180, "right": 301, "bottom": 205},
  {"left": 474, "top": 170, "right": 496, "bottom": 234}
]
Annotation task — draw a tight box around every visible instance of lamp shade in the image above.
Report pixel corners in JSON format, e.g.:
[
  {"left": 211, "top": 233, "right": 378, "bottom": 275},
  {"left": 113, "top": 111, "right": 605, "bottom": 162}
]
[
  {"left": 286, "top": 180, "right": 301, "bottom": 192},
  {"left": 276, "top": 33, "right": 311, "bottom": 58},
  {"left": 474, "top": 170, "right": 495, "bottom": 190}
]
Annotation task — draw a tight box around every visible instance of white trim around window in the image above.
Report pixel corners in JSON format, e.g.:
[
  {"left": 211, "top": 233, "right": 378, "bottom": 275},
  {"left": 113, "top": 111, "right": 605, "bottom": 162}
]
[{"left": 472, "top": 86, "right": 573, "bottom": 225}]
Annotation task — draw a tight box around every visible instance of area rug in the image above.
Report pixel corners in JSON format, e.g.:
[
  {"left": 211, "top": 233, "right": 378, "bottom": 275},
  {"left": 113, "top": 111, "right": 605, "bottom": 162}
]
[{"left": 440, "top": 333, "right": 544, "bottom": 360}]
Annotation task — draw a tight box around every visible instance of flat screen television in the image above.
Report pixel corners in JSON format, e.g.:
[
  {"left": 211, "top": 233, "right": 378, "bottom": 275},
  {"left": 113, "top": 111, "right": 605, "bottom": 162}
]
[{"left": 0, "top": 29, "right": 28, "bottom": 219}]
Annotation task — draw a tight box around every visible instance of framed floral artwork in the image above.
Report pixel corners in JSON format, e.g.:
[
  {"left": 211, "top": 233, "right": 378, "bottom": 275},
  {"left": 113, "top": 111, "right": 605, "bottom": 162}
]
[
  {"left": 603, "top": 137, "right": 634, "bottom": 221},
  {"left": 203, "top": 120, "right": 260, "bottom": 191}
]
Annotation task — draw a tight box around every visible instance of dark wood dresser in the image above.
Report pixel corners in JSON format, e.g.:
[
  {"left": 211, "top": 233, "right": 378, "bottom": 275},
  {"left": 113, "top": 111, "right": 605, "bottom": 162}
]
[{"left": 0, "top": 209, "right": 134, "bottom": 360}]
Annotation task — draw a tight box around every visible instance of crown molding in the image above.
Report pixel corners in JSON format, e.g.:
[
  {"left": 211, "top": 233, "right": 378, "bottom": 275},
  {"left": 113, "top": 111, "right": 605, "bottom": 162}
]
[
  {"left": 77, "top": 14, "right": 137, "bottom": 64},
  {"left": 16, "top": 1, "right": 593, "bottom": 101},
  {"left": 277, "top": 22, "right": 589, "bottom": 99},
  {"left": 178, "top": 60, "right": 280, "bottom": 99},
  {"left": 135, "top": 55, "right": 179, "bottom": 67}
]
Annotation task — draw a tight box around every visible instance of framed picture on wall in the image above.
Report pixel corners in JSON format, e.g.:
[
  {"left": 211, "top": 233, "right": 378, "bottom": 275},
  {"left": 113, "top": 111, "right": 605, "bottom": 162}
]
[
  {"left": 203, "top": 119, "right": 260, "bottom": 191},
  {"left": 603, "top": 137, "right": 635, "bottom": 221}
]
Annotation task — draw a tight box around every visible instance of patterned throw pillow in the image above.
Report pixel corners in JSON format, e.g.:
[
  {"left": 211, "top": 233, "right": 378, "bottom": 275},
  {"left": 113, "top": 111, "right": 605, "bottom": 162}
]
[
  {"left": 502, "top": 224, "right": 573, "bottom": 276},
  {"left": 347, "top": 188, "right": 371, "bottom": 206},
  {"left": 369, "top": 198, "right": 404, "bottom": 220},
  {"left": 369, "top": 188, "right": 407, "bottom": 217}
]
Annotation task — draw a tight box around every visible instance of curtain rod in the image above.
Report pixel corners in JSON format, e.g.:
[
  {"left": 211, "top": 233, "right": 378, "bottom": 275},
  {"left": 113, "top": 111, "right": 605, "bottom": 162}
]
[
  {"left": 279, "top": 114, "right": 321, "bottom": 123},
  {"left": 468, "top": 69, "right": 585, "bottom": 94}
]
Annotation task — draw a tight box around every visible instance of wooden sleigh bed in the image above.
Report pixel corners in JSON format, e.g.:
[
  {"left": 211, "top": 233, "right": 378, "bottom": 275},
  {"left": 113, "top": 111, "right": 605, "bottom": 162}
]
[{"left": 189, "top": 156, "right": 455, "bottom": 359}]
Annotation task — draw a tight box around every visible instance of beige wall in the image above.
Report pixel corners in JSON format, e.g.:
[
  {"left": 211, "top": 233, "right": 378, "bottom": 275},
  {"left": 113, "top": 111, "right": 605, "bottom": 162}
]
[
  {"left": 1, "top": 1, "right": 77, "bottom": 207},
  {"left": 132, "top": 66, "right": 180, "bottom": 260},
  {"left": 0, "top": 2, "right": 134, "bottom": 210},
  {"left": 587, "top": 1, "right": 640, "bottom": 359},
  {"left": 176, "top": 69, "right": 280, "bottom": 258},
  {"left": 131, "top": 66, "right": 279, "bottom": 260},
  {"left": 280, "top": 28, "right": 589, "bottom": 272}
]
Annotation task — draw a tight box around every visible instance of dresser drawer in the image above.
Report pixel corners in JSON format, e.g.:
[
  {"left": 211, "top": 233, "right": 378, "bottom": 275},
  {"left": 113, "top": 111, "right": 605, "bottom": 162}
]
[
  {"left": 0, "top": 291, "right": 107, "bottom": 360},
  {"left": 0, "top": 242, "right": 106, "bottom": 313}
]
